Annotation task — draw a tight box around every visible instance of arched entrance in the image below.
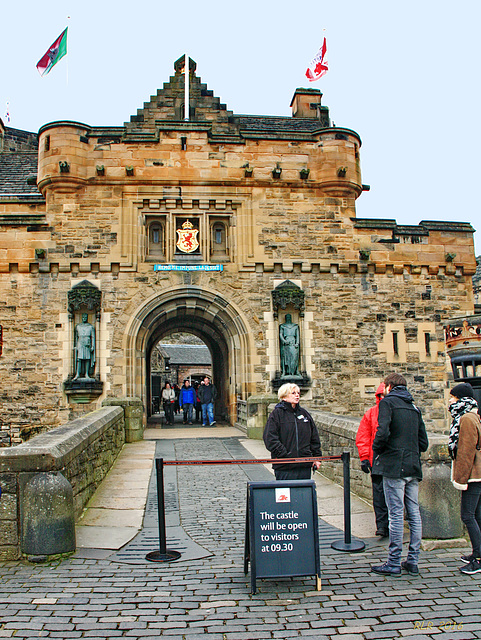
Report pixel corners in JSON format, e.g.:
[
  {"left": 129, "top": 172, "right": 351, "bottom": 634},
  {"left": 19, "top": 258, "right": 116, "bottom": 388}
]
[{"left": 123, "top": 286, "right": 254, "bottom": 425}]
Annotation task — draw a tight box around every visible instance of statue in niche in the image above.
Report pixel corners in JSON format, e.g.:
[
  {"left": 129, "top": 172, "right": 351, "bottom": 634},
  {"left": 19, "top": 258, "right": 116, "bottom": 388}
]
[
  {"left": 73, "top": 313, "right": 96, "bottom": 381},
  {"left": 279, "top": 314, "right": 301, "bottom": 378}
]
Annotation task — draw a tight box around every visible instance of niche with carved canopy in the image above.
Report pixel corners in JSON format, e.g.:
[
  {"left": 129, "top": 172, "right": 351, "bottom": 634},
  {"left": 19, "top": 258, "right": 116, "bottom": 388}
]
[
  {"left": 271, "top": 280, "right": 310, "bottom": 390},
  {"left": 64, "top": 280, "right": 103, "bottom": 403}
]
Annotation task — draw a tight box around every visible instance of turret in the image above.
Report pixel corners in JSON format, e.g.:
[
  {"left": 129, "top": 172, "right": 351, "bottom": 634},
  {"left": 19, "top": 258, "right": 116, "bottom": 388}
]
[{"left": 37, "top": 121, "right": 91, "bottom": 193}]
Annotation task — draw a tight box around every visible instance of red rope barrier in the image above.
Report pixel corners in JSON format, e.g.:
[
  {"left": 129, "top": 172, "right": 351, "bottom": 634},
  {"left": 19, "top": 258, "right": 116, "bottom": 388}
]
[{"left": 163, "top": 455, "right": 341, "bottom": 467}]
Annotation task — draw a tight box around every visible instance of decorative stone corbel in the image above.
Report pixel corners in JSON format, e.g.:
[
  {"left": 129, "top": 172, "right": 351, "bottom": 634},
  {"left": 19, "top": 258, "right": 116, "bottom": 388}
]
[
  {"left": 243, "top": 163, "right": 253, "bottom": 177},
  {"left": 272, "top": 163, "right": 282, "bottom": 179},
  {"left": 271, "top": 280, "right": 305, "bottom": 319}
]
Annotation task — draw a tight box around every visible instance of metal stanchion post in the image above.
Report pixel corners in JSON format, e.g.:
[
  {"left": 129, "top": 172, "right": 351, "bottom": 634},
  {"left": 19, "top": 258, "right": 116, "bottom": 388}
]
[
  {"left": 331, "top": 451, "right": 365, "bottom": 552},
  {"left": 146, "top": 458, "right": 181, "bottom": 562}
]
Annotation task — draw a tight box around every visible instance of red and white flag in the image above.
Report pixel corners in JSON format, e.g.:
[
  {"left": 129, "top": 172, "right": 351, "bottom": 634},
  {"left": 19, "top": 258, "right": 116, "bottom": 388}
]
[{"left": 305, "top": 37, "right": 328, "bottom": 82}]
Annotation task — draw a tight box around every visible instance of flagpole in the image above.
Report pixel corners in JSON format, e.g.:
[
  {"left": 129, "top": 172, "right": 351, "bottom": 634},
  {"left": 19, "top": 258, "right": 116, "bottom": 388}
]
[
  {"left": 184, "top": 54, "right": 189, "bottom": 121},
  {"left": 66, "top": 16, "right": 70, "bottom": 86}
]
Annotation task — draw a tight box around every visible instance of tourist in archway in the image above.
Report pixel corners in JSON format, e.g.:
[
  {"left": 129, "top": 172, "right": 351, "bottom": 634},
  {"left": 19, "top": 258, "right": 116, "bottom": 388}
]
[
  {"left": 162, "top": 382, "right": 175, "bottom": 425},
  {"left": 198, "top": 376, "right": 217, "bottom": 426},
  {"left": 179, "top": 379, "right": 195, "bottom": 425},
  {"left": 263, "top": 383, "right": 322, "bottom": 480},
  {"left": 194, "top": 383, "right": 202, "bottom": 423},
  {"left": 174, "top": 384, "right": 181, "bottom": 415}
]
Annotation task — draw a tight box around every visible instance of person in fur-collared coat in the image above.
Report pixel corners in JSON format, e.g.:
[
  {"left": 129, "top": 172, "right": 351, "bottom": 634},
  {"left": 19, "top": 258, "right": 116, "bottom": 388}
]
[{"left": 448, "top": 383, "right": 481, "bottom": 575}]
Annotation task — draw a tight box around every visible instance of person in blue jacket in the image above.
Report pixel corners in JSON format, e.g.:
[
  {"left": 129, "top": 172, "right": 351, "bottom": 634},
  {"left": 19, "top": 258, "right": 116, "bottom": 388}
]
[{"left": 179, "top": 379, "right": 196, "bottom": 425}]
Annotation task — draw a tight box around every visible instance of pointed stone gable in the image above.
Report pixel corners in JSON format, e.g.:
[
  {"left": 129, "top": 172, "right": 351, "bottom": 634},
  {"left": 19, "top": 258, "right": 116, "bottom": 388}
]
[{"left": 125, "top": 56, "right": 238, "bottom": 139}]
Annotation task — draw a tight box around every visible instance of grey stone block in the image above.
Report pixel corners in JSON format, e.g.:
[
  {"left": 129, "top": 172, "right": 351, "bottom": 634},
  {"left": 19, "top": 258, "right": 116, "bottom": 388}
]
[
  {"left": 419, "top": 462, "right": 463, "bottom": 539},
  {"left": 21, "top": 471, "right": 75, "bottom": 557}
]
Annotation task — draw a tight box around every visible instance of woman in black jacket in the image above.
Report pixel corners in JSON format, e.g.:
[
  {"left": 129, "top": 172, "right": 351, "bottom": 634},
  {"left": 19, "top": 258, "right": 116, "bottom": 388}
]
[{"left": 263, "top": 383, "right": 322, "bottom": 480}]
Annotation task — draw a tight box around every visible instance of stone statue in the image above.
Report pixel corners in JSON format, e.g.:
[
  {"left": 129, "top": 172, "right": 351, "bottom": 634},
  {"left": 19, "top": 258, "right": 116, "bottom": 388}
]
[
  {"left": 279, "top": 314, "right": 300, "bottom": 377},
  {"left": 73, "top": 313, "right": 96, "bottom": 381}
]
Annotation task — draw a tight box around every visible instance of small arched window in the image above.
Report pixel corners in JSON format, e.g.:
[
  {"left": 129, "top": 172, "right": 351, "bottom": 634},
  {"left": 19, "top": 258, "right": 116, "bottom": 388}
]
[
  {"left": 211, "top": 221, "right": 227, "bottom": 257},
  {"left": 214, "top": 223, "right": 224, "bottom": 246}
]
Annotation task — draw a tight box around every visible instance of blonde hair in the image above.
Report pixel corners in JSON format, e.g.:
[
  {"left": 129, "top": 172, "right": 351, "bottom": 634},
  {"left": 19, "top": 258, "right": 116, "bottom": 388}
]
[{"left": 278, "top": 383, "right": 300, "bottom": 401}]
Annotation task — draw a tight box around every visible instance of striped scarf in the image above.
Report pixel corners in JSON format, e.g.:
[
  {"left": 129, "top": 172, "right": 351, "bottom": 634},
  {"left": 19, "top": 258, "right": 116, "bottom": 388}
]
[{"left": 448, "top": 396, "right": 479, "bottom": 459}]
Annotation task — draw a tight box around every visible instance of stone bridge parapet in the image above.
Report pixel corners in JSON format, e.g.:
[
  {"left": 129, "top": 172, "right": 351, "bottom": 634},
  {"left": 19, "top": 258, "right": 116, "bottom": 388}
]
[{"left": 0, "top": 398, "right": 142, "bottom": 561}]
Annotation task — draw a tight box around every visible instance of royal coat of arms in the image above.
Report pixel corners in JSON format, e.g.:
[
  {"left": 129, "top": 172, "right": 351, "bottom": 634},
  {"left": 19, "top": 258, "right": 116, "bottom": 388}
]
[{"left": 176, "top": 220, "right": 199, "bottom": 253}]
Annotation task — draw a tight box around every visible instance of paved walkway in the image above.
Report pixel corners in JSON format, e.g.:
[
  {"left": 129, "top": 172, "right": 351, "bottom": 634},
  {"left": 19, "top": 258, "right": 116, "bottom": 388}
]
[{"left": 0, "top": 422, "right": 478, "bottom": 640}]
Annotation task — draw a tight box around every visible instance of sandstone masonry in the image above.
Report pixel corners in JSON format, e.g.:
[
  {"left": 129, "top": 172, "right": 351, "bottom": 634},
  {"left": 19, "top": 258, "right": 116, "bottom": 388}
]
[{"left": 0, "top": 57, "right": 476, "bottom": 443}]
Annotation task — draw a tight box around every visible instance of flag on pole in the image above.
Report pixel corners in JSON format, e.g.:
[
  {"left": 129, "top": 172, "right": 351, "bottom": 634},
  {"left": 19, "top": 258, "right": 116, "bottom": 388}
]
[
  {"left": 305, "top": 37, "right": 328, "bottom": 82},
  {"left": 36, "top": 27, "right": 68, "bottom": 77},
  {"left": 4, "top": 102, "right": 11, "bottom": 124}
]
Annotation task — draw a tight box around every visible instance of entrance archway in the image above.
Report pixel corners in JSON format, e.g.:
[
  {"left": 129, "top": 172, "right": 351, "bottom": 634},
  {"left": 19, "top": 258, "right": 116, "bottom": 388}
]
[{"left": 123, "top": 287, "right": 254, "bottom": 425}]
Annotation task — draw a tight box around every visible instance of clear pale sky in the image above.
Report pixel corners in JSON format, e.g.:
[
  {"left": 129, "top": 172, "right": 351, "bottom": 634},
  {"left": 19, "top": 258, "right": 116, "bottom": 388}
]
[{"left": 2, "top": 0, "right": 479, "bottom": 253}]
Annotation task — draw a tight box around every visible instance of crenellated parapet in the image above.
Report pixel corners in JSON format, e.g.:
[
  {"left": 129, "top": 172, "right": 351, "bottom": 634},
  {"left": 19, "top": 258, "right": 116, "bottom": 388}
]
[{"left": 352, "top": 218, "right": 477, "bottom": 277}]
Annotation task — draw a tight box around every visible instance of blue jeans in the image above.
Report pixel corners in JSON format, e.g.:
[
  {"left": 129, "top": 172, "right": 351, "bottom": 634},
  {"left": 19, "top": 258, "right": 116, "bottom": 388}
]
[
  {"left": 201, "top": 402, "right": 214, "bottom": 425},
  {"left": 182, "top": 403, "right": 193, "bottom": 423},
  {"left": 383, "top": 476, "right": 422, "bottom": 567}
]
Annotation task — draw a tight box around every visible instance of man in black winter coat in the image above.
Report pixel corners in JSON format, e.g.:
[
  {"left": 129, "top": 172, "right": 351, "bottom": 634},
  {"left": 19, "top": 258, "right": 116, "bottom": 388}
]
[
  {"left": 263, "top": 383, "right": 322, "bottom": 480},
  {"left": 371, "top": 373, "right": 429, "bottom": 577}
]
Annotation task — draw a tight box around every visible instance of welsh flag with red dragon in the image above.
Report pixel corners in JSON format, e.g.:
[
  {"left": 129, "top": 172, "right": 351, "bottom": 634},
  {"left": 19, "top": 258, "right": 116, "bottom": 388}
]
[{"left": 36, "top": 27, "right": 68, "bottom": 77}]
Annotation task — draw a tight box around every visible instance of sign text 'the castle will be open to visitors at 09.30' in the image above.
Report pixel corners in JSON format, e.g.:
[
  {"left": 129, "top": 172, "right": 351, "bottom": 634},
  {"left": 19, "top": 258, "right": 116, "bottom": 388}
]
[{"left": 245, "top": 481, "right": 321, "bottom": 594}]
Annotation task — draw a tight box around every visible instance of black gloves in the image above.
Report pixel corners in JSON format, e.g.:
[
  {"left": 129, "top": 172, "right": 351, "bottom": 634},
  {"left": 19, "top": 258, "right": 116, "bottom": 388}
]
[{"left": 361, "top": 459, "right": 372, "bottom": 474}]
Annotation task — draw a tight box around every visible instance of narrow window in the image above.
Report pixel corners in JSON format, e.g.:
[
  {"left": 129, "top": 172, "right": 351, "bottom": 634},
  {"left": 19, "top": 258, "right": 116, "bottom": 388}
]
[
  {"left": 392, "top": 332, "right": 399, "bottom": 356},
  {"left": 45, "top": 135, "right": 50, "bottom": 151},
  {"left": 424, "top": 333, "right": 431, "bottom": 356},
  {"left": 211, "top": 221, "right": 227, "bottom": 258},
  {"left": 148, "top": 223, "right": 164, "bottom": 257}
]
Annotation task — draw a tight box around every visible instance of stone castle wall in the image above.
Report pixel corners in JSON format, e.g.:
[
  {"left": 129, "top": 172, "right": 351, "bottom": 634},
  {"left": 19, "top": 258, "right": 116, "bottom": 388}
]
[
  {"left": 0, "top": 61, "right": 476, "bottom": 443},
  {"left": 0, "top": 188, "right": 474, "bottom": 442}
]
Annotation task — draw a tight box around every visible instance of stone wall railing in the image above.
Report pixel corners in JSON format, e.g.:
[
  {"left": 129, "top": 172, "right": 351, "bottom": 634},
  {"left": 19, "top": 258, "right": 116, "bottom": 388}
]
[{"left": 0, "top": 397, "right": 143, "bottom": 561}]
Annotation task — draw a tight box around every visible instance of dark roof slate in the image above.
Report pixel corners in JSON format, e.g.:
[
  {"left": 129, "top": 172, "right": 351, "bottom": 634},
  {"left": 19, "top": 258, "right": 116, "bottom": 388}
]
[
  {"left": 0, "top": 151, "right": 42, "bottom": 198},
  {"left": 160, "top": 344, "right": 212, "bottom": 365},
  {"left": 0, "top": 152, "right": 41, "bottom": 197},
  {"left": 234, "top": 115, "right": 330, "bottom": 133}
]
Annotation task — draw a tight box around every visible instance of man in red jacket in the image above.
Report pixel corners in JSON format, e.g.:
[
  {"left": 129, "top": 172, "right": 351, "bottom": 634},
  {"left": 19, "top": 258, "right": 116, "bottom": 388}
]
[{"left": 356, "top": 383, "right": 389, "bottom": 537}]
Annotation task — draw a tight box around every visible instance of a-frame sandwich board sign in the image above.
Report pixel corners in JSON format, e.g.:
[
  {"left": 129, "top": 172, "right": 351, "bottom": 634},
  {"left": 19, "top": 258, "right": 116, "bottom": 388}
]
[{"left": 244, "top": 480, "right": 321, "bottom": 595}]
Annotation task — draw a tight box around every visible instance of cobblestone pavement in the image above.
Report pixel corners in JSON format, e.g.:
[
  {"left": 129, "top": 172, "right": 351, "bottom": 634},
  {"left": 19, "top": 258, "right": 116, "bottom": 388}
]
[{"left": 1, "top": 437, "right": 480, "bottom": 639}]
